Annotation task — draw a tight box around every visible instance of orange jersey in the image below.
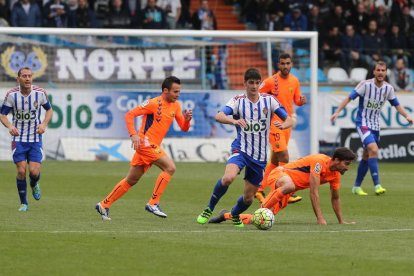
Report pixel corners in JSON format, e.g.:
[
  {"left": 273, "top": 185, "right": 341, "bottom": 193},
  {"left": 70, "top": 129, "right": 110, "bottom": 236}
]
[
  {"left": 125, "top": 96, "right": 190, "bottom": 147},
  {"left": 281, "top": 154, "right": 341, "bottom": 191},
  {"left": 259, "top": 72, "right": 303, "bottom": 133}
]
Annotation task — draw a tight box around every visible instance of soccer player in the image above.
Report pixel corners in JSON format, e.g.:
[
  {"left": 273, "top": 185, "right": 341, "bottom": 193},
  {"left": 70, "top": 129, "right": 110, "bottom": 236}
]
[
  {"left": 0, "top": 67, "right": 53, "bottom": 212},
  {"left": 209, "top": 147, "right": 357, "bottom": 225},
  {"left": 331, "top": 61, "right": 413, "bottom": 196},
  {"left": 196, "top": 68, "right": 293, "bottom": 227},
  {"left": 255, "top": 53, "right": 307, "bottom": 204},
  {"left": 95, "top": 76, "right": 192, "bottom": 220}
]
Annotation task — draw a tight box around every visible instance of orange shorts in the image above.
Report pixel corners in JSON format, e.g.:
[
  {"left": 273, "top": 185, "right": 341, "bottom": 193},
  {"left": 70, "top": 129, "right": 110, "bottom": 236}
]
[
  {"left": 269, "top": 128, "right": 291, "bottom": 152},
  {"left": 130, "top": 144, "right": 166, "bottom": 172},
  {"left": 266, "top": 167, "right": 288, "bottom": 190}
]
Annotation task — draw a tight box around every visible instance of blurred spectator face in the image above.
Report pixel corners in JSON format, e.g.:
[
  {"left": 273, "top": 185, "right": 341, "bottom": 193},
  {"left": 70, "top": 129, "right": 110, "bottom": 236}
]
[
  {"left": 391, "top": 24, "right": 400, "bottom": 35},
  {"left": 292, "top": 9, "right": 301, "bottom": 18},
  {"left": 377, "top": 5, "right": 385, "bottom": 15},
  {"left": 357, "top": 3, "right": 365, "bottom": 14},
  {"left": 310, "top": 6, "right": 319, "bottom": 16},
  {"left": 395, "top": 59, "right": 405, "bottom": 70},
  {"left": 345, "top": 25, "right": 354, "bottom": 36},
  {"left": 330, "top": 26, "right": 339, "bottom": 36},
  {"left": 112, "top": 0, "right": 122, "bottom": 9},
  {"left": 368, "top": 20, "right": 377, "bottom": 33},
  {"left": 78, "top": 0, "right": 87, "bottom": 8},
  {"left": 148, "top": 0, "right": 156, "bottom": 8},
  {"left": 403, "top": 6, "right": 410, "bottom": 16},
  {"left": 201, "top": 0, "right": 209, "bottom": 10},
  {"left": 334, "top": 5, "right": 343, "bottom": 16}
]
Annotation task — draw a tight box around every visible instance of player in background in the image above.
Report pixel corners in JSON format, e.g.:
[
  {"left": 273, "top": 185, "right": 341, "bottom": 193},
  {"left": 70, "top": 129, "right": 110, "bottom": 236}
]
[
  {"left": 331, "top": 61, "right": 413, "bottom": 196},
  {"left": 209, "top": 147, "right": 356, "bottom": 225},
  {"left": 0, "top": 67, "right": 53, "bottom": 212},
  {"left": 255, "top": 53, "right": 307, "bottom": 204},
  {"left": 196, "top": 68, "right": 293, "bottom": 227},
  {"left": 95, "top": 76, "right": 192, "bottom": 220}
]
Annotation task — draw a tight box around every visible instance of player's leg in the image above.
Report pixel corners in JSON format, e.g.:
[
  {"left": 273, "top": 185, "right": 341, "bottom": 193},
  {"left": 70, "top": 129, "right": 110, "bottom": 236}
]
[
  {"left": 197, "top": 153, "right": 243, "bottom": 224},
  {"left": 13, "top": 142, "right": 29, "bottom": 211},
  {"left": 28, "top": 142, "right": 43, "bottom": 201},
  {"left": 145, "top": 154, "right": 176, "bottom": 218},
  {"left": 261, "top": 175, "right": 295, "bottom": 214},
  {"left": 366, "top": 142, "right": 386, "bottom": 195},
  {"left": 352, "top": 148, "right": 369, "bottom": 195}
]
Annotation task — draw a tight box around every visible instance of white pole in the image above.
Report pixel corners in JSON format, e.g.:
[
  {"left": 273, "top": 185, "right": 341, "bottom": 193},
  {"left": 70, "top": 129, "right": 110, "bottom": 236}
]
[{"left": 310, "top": 32, "right": 319, "bottom": 154}]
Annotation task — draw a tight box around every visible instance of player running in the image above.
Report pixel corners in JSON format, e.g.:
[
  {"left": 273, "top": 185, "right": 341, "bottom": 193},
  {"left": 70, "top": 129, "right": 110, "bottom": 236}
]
[
  {"left": 209, "top": 147, "right": 357, "bottom": 225},
  {"left": 0, "top": 67, "right": 53, "bottom": 212},
  {"left": 196, "top": 68, "right": 293, "bottom": 227},
  {"left": 95, "top": 76, "right": 192, "bottom": 220}
]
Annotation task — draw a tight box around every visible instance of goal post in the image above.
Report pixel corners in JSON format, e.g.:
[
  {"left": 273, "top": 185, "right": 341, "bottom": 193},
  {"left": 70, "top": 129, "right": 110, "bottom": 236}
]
[{"left": 0, "top": 27, "right": 318, "bottom": 161}]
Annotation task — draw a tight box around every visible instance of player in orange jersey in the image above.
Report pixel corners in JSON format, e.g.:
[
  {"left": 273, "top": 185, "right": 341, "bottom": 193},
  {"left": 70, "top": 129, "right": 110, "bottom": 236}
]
[
  {"left": 209, "top": 147, "right": 357, "bottom": 225},
  {"left": 95, "top": 76, "right": 192, "bottom": 220},
  {"left": 256, "top": 52, "right": 307, "bottom": 204}
]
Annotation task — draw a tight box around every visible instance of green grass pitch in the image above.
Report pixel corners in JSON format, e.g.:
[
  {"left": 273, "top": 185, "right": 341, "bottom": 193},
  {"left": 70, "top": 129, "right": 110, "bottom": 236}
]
[{"left": 1, "top": 161, "right": 414, "bottom": 275}]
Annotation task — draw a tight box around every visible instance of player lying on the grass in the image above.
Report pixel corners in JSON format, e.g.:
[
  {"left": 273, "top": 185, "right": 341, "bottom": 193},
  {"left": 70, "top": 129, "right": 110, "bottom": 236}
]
[
  {"left": 209, "top": 147, "right": 357, "bottom": 225},
  {"left": 95, "top": 76, "right": 192, "bottom": 220}
]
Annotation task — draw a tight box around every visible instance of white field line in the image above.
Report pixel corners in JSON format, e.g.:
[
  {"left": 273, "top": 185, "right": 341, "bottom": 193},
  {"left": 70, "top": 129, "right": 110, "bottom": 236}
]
[{"left": 1, "top": 228, "right": 414, "bottom": 234}]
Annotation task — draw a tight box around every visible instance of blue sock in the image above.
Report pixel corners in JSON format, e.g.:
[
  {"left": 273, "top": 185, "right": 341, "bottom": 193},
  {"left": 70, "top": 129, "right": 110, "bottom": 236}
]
[
  {"left": 29, "top": 173, "right": 40, "bottom": 188},
  {"left": 231, "top": 196, "right": 251, "bottom": 217},
  {"left": 354, "top": 159, "right": 368, "bottom": 187},
  {"left": 16, "top": 178, "right": 28, "bottom": 205},
  {"left": 207, "top": 179, "right": 228, "bottom": 211},
  {"left": 368, "top": 157, "right": 380, "bottom": 186}
]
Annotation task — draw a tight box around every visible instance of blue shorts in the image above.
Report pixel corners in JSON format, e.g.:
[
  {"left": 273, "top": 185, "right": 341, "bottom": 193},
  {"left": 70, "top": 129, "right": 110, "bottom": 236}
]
[
  {"left": 356, "top": 126, "right": 380, "bottom": 148},
  {"left": 227, "top": 151, "right": 266, "bottom": 186},
  {"left": 12, "top": 141, "right": 43, "bottom": 164}
]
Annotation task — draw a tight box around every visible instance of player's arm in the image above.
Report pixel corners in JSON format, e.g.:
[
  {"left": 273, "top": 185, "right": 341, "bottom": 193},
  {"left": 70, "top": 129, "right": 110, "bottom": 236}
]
[
  {"left": 125, "top": 103, "right": 153, "bottom": 149},
  {"left": 393, "top": 102, "right": 413, "bottom": 125},
  {"left": 293, "top": 80, "right": 306, "bottom": 106},
  {"left": 272, "top": 106, "right": 293, "bottom": 130},
  {"left": 215, "top": 107, "right": 247, "bottom": 128},
  {"left": 0, "top": 101, "right": 19, "bottom": 136},
  {"left": 37, "top": 103, "right": 53, "bottom": 134},
  {"left": 309, "top": 173, "right": 326, "bottom": 225},
  {"left": 330, "top": 96, "right": 351, "bottom": 124},
  {"left": 330, "top": 187, "right": 356, "bottom": 225}
]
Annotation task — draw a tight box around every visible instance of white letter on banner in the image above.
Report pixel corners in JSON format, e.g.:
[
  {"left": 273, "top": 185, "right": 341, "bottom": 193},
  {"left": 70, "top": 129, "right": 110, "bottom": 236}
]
[
  {"left": 171, "top": 49, "right": 199, "bottom": 79},
  {"left": 116, "top": 50, "right": 146, "bottom": 80},
  {"left": 56, "top": 49, "right": 85, "bottom": 79},
  {"left": 88, "top": 49, "right": 115, "bottom": 80},
  {"left": 144, "top": 50, "right": 170, "bottom": 79},
  {"left": 408, "top": 141, "right": 414, "bottom": 156}
]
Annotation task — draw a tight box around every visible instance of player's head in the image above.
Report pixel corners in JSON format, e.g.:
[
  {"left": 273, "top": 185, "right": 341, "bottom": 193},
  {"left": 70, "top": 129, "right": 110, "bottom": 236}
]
[
  {"left": 278, "top": 53, "right": 292, "bottom": 77},
  {"left": 162, "top": 76, "right": 181, "bottom": 102},
  {"left": 331, "top": 147, "right": 356, "bottom": 175},
  {"left": 373, "top": 61, "right": 387, "bottom": 83},
  {"left": 244, "top": 68, "right": 261, "bottom": 94},
  {"left": 17, "top": 67, "right": 33, "bottom": 90}
]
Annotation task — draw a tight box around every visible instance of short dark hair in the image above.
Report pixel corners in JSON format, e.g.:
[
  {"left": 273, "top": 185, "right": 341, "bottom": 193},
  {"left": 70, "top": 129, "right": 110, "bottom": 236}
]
[
  {"left": 17, "top": 67, "right": 32, "bottom": 77},
  {"left": 279, "top": 53, "right": 292, "bottom": 62},
  {"left": 162, "top": 76, "right": 181, "bottom": 90},
  {"left": 244, "top": 68, "right": 261, "bottom": 81},
  {"left": 332, "top": 147, "right": 356, "bottom": 161},
  {"left": 374, "top": 60, "right": 387, "bottom": 70}
]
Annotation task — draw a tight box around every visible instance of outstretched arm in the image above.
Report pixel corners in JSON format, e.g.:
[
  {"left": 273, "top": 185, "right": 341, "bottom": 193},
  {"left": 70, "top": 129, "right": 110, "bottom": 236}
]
[
  {"left": 395, "top": 105, "right": 413, "bottom": 125},
  {"left": 309, "top": 174, "right": 326, "bottom": 225},
  {"left": 330, "top": 97, "right": 351, "bottom": 124}
]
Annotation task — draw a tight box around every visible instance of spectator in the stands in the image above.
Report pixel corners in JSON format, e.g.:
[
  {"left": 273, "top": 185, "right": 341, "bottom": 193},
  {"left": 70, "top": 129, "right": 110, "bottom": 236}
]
[
  {"left": 387, "top": 23, "right": 409, "bottom": 64},
  {"left": 340, "top": 24, "right": 364, "bottom": 73},
  {"left": 11, "top": 0, "right": 42, "bottom": 26},
  {"left": 43, "top": 0, "right": 70, "bottom": 27},
  {"left": 373, "top": 5, "right": 391, "bottom": 32},
  {"left": 389, "top": 57, "right": 413, "bottom": 92},
  {"left": 326, "top": 4, "right": 347, "bottom": 33},
  {"left": 307, "top": 5, "right": 325, "bottom": 33},
  {"left": 158, "top": 0, "right": 181, "bottom": 29},
  {"left": 142, "top": 0, "right": 167, "bottom": 29},
  {"left": 68, "top": 0, "right": 98, "bottom": 28},
  {"left": 0, "top": 0, "right": 10, "bottom": 26},
  {"left": 319, "top": 25, "right": 343, "bottom": 68},
  {"left": 375, "top": 0, "right": 393, "bottom": 14},
  {"left": 349, "top": 2, "right": 369, "bottom": 35},
  {"left": 283, "top": 6, "right": 307, "bottom": 31},
  {"left": 313, "top": 0, "right": 332, "bottom": 19},
  {"left": 362, "top": 19, "right": 391, "bottom": 68},
  {"left": 399, "top": 5, "right": 414, "bottom": 37},
  {"left": 105, "top": 0, "right": 131, "bottom": 28},
  {"left": 192, "top": 0, "right": 217, "bottom": 30}
]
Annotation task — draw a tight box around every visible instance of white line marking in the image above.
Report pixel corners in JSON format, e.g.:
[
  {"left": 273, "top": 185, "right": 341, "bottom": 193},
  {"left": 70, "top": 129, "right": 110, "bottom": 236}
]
[{"left": 1, "top": 229, "right": 413, "bottom": 234}]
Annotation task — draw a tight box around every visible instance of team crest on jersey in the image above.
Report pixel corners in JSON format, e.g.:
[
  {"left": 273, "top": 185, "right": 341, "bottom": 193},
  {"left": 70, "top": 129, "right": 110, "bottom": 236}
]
[
  {"left": 1, "top": 46, "right": 48, "bottom": 79},
  {"left": 314, "top": 163, "right": 322, "bottom": 173},
  {"left": 170, "top": 112, "right": 175, "bottom": 117},
  {"left": 262, "top": 107, "right": 268, "bottom": 116},
  {"left": 33, "top": 101, "right": 39, "bottom": 109},
  {"left": 140, "top": 100, "right": 149, "bottom": 107},
  {"left": 289, "top": 87, "right": 293, "bottom": 94}
]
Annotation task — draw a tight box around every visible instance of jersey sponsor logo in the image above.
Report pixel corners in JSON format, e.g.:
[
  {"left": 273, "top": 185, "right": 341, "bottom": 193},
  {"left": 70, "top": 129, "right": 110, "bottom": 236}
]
[
  {"left": 1, "top": 46, "right": 48, "bottom": 79},
  {"left": 243, "top": 119, "right": 267, "bottom": 133},
  {"left": 314, "top": 163, "right": 321, "bottom": 173},
  {"left": 15, "top": 110, "right": 36, "bottom": 121},
  {"left": 366, "top": 100, "right": 384, "bottom": 110}
]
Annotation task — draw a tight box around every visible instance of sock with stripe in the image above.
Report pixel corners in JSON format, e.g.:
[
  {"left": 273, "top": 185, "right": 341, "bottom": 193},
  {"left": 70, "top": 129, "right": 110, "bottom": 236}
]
[
  {"left": 101, "top": 178, "right": 131, "bottom": 208},
  {"left": 207, "top": 179, "right": 228, "bottom": 211},
  {"left": 17, "top": 178, "right": 28, "bottom": 205},
  {"left": 368, "top": 157, "right": 380, "bottom": 186},
  {"left": 148, "top": 171, "right": 172, "bottom": 205}
]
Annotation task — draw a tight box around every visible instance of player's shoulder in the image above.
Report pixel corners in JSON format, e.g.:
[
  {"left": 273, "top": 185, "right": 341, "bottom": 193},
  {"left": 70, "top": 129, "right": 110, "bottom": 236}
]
[
  {"left": 32, "top": 85, "right": 48, "bottom": 95},
  {"left": 232, "top": 93, "right": 247, "bottom": 101},
  {"left": 5, "top": 86, "right": 19, "bottom": 97}
]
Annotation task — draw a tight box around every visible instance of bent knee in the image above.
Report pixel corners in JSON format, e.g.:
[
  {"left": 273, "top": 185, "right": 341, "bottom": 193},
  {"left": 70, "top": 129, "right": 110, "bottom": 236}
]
[{"left": 221, "top": 175, "right": 236, "bottom": 186}]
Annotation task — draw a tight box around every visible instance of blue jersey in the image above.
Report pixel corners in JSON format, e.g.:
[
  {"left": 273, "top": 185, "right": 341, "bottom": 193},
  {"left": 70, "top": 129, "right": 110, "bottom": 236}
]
[
  {"left": 1, "top": 85, "right": 51, "bottom": 142},
  {"left": 350, "top": 79, "right": 399, "bottom": 131},
  {"left": 223, "top": 93, "right": 287, "bottom": 162}
]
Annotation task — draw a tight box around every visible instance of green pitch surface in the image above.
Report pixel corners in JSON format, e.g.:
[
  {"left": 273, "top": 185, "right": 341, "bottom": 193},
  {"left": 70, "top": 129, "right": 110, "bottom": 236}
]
[{"left": 1, "top": 161, "right": 414, "bottom": 275}]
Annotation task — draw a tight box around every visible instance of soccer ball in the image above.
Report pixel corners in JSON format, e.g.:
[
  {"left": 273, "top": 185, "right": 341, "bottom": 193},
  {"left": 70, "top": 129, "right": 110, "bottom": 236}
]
[{"left": 252, "top": 208, "right": 275, "bottom": 230}]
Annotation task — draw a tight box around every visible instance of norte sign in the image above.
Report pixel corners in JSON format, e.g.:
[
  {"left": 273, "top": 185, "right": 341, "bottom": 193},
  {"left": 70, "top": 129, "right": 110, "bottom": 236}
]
[{"left": 55, "top": 48, "right": 201, "bottom": 81}]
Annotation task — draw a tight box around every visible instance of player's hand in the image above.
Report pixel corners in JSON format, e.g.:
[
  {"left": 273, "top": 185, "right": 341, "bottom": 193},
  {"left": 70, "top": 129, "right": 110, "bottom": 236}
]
[
  {"left": 233, "top": 118, "right": 247, "bottom": 128},
  {"left": 184, "top": 109, "right": 193, "bottom": 121},
  {"left": 36, "top": 124, "right": 46, "bottom": 134},
  {"left": 300, "top": 95, "right": 307, "bottom": 105},
  {"left": 8, "top": 126, "right": 19, "bottom": 136},
  {"left": 130, "top": 134, "right": 139, "bottom": 150},
  {"left": 317, "top": 218, "right": 327, "bottom": 225},
  {"left": 330, "top": 113, "right": 339, "bottom": 125},
  {"left": 406, "top": 116, "right": 413, "bottom": 125}
]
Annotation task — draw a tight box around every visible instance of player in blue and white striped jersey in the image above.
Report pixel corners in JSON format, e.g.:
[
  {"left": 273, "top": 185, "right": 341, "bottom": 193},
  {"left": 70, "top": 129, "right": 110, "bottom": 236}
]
[
  {"left": 0, "top": 67, "right": 53, "bottom": 212},
  {"left": 331, "top": 61, "right": 413, "bottom": 196},
  {"left": 197, "top": 68, "right": 293, "bottom": 227}
]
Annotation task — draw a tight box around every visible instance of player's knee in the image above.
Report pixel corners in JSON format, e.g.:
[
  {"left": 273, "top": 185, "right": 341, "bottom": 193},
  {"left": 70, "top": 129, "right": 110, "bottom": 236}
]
[
  {"left": 16, "top": 168, "right": 26, "bottom": 178},
  {"left": 29, "top": 169, "right": 39, "bottom": 178},
  {"left": 164, "top": 164, "right": 176, "bottom": 175},
  {"left": 221, "top": 175, "right": 236, "bottom": 186},
  {"left": 244, "top": 195, "right": 254, "bottom": 205}
]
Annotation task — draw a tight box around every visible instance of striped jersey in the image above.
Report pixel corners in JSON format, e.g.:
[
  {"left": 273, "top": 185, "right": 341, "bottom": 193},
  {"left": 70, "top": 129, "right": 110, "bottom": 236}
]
[
  {"left": 350, "top": 78, "right": 399, "bottom": 131},
  {"left": 1, "top": 85, "right": 50, "bottom": 142},
  {"left": 224, "top": 93, "right": 287, "bottom": 162}
]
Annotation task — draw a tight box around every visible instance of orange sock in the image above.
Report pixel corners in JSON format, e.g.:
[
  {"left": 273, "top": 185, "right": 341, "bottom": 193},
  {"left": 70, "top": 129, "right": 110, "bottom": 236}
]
[
  {"left": 224, "top": 212, "right": 231, "bottom": 220},
  {"left": 101, "top": 178, "right": 131, "bottom": 208},
  {"left": 148, "top": 171, "right": 172, "bottom": 205},
  {"left": 261, "top": 188, "right": 284, "bottom": 210},
  {"left": 259, "top": 162, "right": 278, "bottom": 192},
  {"left": 272, "top": 194, "right": 290, "bottom": 215},
  {"left": 223, "top": 212, "right": 252, "bottom": 224}
]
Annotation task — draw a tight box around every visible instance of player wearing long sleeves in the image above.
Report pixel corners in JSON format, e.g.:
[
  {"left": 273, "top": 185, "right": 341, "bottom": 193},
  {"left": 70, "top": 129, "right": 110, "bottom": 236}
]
[{"left": 95, "top": 76, "right": 192, "bottom": 220}]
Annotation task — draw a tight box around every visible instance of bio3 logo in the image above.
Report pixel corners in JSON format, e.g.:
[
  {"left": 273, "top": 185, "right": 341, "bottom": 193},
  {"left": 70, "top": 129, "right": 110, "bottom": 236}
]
[
  {"left": 14, "top": 110, "right": 36, "bottom": 121},
  {"left": 366, "top": 100, "right": 384, "bottom": 110},
  {"left": 243, "top": 119, "right": 267, "bottom": 133}
]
